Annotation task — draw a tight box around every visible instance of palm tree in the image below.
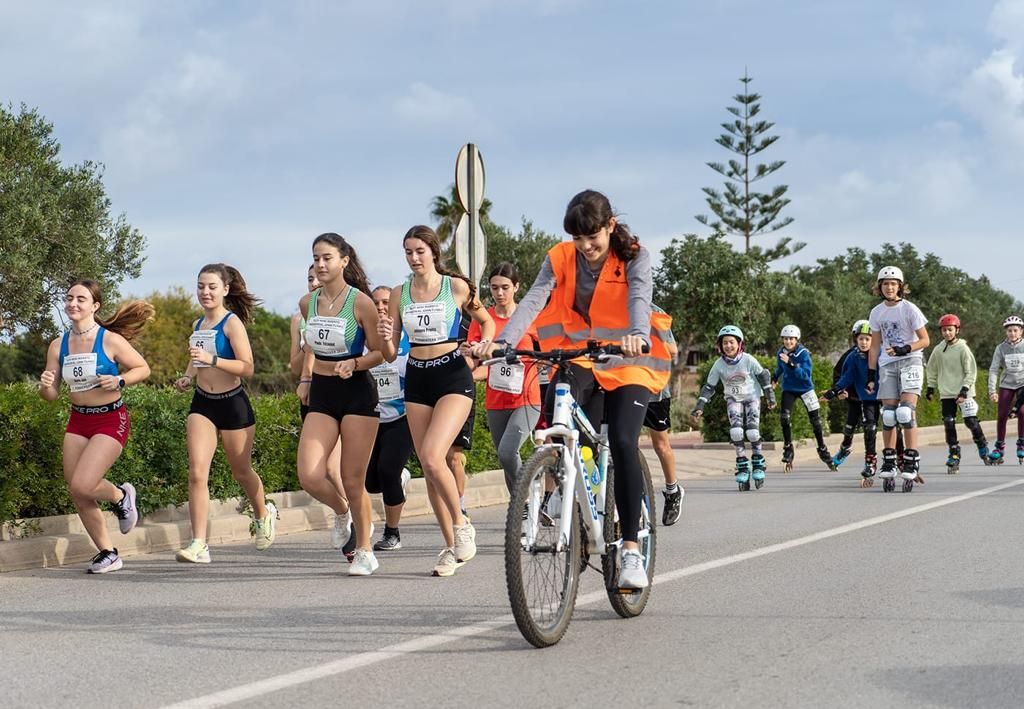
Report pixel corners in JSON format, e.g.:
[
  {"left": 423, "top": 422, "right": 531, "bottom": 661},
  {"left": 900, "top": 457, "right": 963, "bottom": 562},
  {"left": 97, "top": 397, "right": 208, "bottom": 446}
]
[{"left": 429, "top": 183, "right": 493, "bottom": 245}]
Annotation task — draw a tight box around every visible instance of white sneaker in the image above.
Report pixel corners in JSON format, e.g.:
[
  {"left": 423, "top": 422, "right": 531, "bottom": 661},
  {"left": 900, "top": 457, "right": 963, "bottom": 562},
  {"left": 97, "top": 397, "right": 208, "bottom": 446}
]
[
  {"left": 176, "top": 539, "right": 211, "bottom": 564},
  {"left": 432, "top": 547, "right": 460, "bottom": 577},
  {"left": 253, "top": 502, "right": 277, "bottom": 551},
  {"left": 400, "top": 468, "right": 411, "bottom": 498},
  {"left": 331, "top": 510, "right": 351, "bottom": 549},
  {"left": 619, "top": 549, "right": 648, "bottom": 589},
  {"left": 348, "top": 549, "right": 379, "bottom": 576},
  {"left": 453, "top": 522, "right": 476, "bottom": 563}
]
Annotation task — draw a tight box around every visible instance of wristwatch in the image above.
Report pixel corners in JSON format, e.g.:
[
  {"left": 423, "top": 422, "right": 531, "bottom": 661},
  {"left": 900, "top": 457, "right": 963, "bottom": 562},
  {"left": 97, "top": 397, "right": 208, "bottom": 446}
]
[
  {"left": 117, "top": 376, "right": 126, "bottom": 389},
  {"left": 211, "top": 355, "right": 219, "bottom": 367}
]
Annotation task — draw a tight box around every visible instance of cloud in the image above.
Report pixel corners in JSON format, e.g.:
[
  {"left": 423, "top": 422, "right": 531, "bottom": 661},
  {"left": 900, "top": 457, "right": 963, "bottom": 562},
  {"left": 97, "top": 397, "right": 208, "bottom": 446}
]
[{"left": 394, "top": 82, "right": 479, "bottom": 125}]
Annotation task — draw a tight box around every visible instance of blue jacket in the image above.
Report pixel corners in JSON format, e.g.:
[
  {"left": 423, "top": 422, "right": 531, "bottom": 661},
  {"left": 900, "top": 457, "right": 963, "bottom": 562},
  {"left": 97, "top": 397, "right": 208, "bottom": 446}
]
[
  {"left": 775, "top": 344, "right": 815, "bottom": 393},
  {"left": 833, "top": 348, "right": 876, "bottom": 402}
]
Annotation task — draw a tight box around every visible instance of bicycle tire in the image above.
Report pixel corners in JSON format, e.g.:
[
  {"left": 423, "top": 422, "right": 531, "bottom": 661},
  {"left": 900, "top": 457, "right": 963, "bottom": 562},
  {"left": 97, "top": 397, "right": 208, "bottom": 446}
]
[
  {"left": 602, "top": 450, "right": 657, "bottom": 618},
  {"left": 505, "top": 447, "right": 582, "bottom": 647}
]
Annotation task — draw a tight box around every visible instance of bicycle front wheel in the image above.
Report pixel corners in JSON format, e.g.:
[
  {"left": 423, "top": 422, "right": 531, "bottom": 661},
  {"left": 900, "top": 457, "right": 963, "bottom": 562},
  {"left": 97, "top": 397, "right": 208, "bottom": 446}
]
[
  {"left": 602, "top": 450, "right": 657, "bottom": 618},
  {"left": 505, "top": 447, "right": 581, "bottom": 648}
]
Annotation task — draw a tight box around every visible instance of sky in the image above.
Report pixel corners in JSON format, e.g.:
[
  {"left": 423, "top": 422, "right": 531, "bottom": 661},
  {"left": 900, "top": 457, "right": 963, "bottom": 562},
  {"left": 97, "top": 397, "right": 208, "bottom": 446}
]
[{"left": 3, "top": 0, "right": 1024, "bottom": 314}]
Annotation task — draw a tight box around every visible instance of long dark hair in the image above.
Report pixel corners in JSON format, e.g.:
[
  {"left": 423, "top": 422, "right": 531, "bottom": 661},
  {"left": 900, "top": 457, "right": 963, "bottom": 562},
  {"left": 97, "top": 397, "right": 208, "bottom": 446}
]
[
  {"left": 198, "top": 264, "right": 261, "bottom": 324},
  {"left": 488, "top": 261, "right": 520, "bottom": 285},
  {"left": 313, "top": 233, "right": 372, "bottom": 297},
  {"left": 68, "top": 279, "right": 154, "bottom": 341},
  {"left": 562, "top": 189, "right": 640, "bottom": 262},
  {"left": 403, "top": 225, "right": 479, "bottom": 309}
]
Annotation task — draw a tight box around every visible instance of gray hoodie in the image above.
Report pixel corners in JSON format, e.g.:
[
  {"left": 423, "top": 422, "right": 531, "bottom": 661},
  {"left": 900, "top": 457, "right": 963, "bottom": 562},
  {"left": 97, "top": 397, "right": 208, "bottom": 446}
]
[{"left": 988, "top": 338, "right": 1024, "bottom": 393}]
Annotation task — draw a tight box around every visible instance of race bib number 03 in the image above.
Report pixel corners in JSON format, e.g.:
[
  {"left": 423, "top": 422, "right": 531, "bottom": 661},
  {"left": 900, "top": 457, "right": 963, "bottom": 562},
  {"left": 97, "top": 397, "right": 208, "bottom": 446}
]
[
  {"left": 189, "top": 330, "right": 217, "bottom": 368},
  {"left": 403, "top": 302, "right": 447, "bottom": 344},
  {"left": 488, "top": 362, "right": 525, "bottom": 395},
  {"left": 801, "top": 389, "right": 821, "bottom": 412},
  {"left": 63, "top": 353, "right": 99, "bottom": 392},
  {"left": 305, "top": 316, "right": 350, "bottom": 357},
  {"left": 370, "top": 363, "right": 401, "bottom": 401}
]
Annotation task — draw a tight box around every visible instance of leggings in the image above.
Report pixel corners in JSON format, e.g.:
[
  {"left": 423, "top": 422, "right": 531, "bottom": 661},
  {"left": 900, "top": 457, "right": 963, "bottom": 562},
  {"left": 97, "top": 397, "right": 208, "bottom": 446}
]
[
  {"left": 365, "top": 418, "right": 414, "bottom": 507},
  {"left": 940, "top": 398, "right": 988, "bottom": 448},
  {"left": 544, "top": 365, "right": 650, "bottom": 543},
  {"left": 840, "top": 399, "right": 879, "bottom": 456},
  {"left": 996, "top": 387, "right": 1024, "bottom": 442},
  {"left": 487, "top": 406, "right": 541, "bottom": 493},
  {"left": 780, "top": 390, "right": 826, "bottom": 447},
  {"left": 725, "top": 398, "right": 762, "bottom": 456}
]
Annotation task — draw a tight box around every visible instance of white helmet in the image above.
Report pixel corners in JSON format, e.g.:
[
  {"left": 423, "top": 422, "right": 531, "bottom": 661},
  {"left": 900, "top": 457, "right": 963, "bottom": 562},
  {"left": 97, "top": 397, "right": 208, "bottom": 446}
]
[
  {"left": 1004, "top": 315, "right": 1024, "bottom": 328},
  {"left": 780, "top": 324, "right": 801, "bottom": 339},
  {"left": 877, "top": 266, "right": 904, "bottom": 283},
  {"left": 851, "top": 319, "right": 871, "bottom": 336}
]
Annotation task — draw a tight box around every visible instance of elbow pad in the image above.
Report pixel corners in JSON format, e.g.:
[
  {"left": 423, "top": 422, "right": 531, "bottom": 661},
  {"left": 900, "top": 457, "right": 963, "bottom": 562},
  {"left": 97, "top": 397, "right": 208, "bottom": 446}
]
[
  {"left": 756, "top": 370, "right": 772, "bottom": 389},
  {"left": 698, "top": 383, "right": 716, "bottom": 403}
]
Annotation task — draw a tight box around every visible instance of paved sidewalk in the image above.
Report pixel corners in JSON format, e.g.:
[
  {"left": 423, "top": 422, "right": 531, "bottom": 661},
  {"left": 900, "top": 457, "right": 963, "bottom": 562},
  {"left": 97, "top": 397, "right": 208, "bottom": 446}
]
[{"left": 0, "top": 421, "right": 1001, "bottom": 572}]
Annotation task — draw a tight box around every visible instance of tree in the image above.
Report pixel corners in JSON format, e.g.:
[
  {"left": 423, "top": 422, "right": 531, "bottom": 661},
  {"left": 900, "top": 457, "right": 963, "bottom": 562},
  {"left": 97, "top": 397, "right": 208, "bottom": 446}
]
[
  {"left": 429, "top": 183, "right": 493, "bottom": 245},
  {"left": 653, "top": 233, "right": 774, "bottom": 365},
  {"left": 0, "top": 105, "right": 146, "bottom": 334},
  {"left": 696, "top": 73, "right": 801, "bottom": 260},
  {"left": 481, "top": 218, "right": 560, "bottom": 298}
]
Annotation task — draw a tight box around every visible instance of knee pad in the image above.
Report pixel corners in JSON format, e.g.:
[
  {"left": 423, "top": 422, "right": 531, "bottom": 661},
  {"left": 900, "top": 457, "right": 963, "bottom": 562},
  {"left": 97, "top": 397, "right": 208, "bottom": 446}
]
[
  {"left": 943, "top": 415, "right": 957, "bottom": 432},
  {"left": 896, "top": 403, "right": 916, "bottom": 428},
  {"left": 964, "top": 415, "right": 981, "bottom": 431},
  {"left": 745, "top": 427, "right": 761, "bottom": 443},
  {"left": 843, "top": 424, "right": 856, "bottom": 438},
  {"left": 779, "top": 411, "right": 792, "bottom": 425},
  {"left": 882, "top": 405, "right": 897, "bottom": 430},
  {"left": 730, "top": 426, "right": 744, "bottom": 443},
  {"left": 863, "top": 423, "right": 877, "bottom": 438}
]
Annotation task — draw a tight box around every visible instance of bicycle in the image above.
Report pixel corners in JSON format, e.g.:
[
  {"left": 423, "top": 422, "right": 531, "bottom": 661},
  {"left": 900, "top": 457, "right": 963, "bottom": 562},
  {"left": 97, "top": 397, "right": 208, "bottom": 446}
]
[{"left": 483, "top": 342, "right": 657, "bottom": 648}]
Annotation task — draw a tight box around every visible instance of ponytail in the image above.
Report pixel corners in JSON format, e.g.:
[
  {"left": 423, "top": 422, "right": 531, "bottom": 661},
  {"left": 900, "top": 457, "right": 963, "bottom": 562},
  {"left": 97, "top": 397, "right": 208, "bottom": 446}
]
[
  {"left": 199, "top": 263, "right": 262, "bottom": 324},
  {"left": 98, "top": 301, "right": 154, "bottom": 341}
]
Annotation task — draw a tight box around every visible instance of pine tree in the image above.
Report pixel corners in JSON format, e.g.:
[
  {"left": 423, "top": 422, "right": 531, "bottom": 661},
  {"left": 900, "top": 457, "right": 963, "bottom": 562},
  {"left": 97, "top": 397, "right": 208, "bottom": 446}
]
[{"left": 696, "top": 72, "right": 802, "bottom": 260}]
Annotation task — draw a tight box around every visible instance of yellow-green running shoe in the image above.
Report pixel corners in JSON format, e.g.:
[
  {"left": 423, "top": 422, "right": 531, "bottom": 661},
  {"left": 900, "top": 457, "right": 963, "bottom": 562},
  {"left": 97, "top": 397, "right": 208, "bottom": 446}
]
[
  {"left": 253, "top": 502, "right": 278, "bottom": 551},
  {"left": 176, "top": 539, "right": 211, "bottom": 564}
]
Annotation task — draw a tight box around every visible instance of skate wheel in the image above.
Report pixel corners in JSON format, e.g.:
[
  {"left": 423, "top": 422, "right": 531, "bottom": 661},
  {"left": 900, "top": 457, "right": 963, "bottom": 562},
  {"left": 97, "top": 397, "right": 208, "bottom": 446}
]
[
  {"left": 902, "top": 479, "right": 914, "bottom": 493},
  {"left": 860, "top": 478, "right": 874, "bottom": 488},
  {"left": 882, "top": 478, "right": 895, "bottom": 493},
  {"left": 754, "top": 479, "right": 764, "bottom": 490}
]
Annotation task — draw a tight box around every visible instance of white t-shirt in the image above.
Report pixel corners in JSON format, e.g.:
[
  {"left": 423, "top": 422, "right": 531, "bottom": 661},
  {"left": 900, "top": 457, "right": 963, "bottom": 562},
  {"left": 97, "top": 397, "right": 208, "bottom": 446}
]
[{"left": 869, "top": 299, "right": 927, "bottom": 367}]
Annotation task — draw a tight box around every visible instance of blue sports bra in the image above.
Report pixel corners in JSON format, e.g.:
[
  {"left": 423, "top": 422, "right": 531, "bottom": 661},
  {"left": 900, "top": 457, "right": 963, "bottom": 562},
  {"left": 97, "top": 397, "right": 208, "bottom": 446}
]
[
  {"left": 59, "top": 328, "right": 119, "bottom": 376},
  {"left": 193, "top": 313, "right": 236, "bottom": 359}
]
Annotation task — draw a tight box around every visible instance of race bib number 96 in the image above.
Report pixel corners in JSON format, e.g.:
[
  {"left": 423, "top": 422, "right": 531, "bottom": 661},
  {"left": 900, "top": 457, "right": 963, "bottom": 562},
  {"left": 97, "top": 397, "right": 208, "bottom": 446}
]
[{"left": 488, "top": 362, "right": 525, "bottom": 395}]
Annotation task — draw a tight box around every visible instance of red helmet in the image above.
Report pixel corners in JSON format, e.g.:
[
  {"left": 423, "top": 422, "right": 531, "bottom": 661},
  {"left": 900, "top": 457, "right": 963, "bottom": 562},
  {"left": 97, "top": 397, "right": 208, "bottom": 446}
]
[{"left": 939, "top": 314, "right": 961, "bottom": 329}]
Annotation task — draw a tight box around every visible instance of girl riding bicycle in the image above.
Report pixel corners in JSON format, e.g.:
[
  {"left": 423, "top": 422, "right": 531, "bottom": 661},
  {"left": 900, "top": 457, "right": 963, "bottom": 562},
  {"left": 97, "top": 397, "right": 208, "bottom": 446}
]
[{"left": 475, "top": 189, "right": 673, "bottom": 589}]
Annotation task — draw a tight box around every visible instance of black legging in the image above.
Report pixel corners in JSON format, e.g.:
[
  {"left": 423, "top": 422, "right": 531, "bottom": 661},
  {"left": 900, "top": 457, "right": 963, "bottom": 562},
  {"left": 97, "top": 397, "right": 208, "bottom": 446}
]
[
  {"left": 365, "top": 418, "right": 414, "bottom": 507},
  {"left": 544, "top": 364, "right": 650, "bottom": 543},
  {"left": 780, "top": 390, "right": 826, "bottom": 447},
  {"left": 840, "top": 399, "right": 880, "bottom": 456},
  {"left": 940, "top": 398, "right": 988, "bottom": 448}
]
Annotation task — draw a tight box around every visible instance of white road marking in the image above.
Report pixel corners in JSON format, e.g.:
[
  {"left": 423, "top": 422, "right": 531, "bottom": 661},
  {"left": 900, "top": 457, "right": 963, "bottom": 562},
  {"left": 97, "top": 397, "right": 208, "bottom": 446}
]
[{"left": 162, "top": 477, "right": 1024, "bottom": 709}]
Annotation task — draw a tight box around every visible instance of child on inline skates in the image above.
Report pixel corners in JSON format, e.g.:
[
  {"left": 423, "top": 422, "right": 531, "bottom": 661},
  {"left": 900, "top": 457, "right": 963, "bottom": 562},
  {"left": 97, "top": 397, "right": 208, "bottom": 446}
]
[
  {"left": 692, "top": 326, "right": 776, "bottom": 490},
  {"left": 774, "top": 325, "right": 833, "bottom": 472},
  {"left": 987, "top": 315, "right": 1024, "bottom": 464},
  {"left": 925, "top": 313, "right": 990, "bottom": 472},
  {"left": 866, "top": 266, "right": 930, "bottom": 491},
  {"left": 821, "top": 320, "right": 880, "bottom": 485}
]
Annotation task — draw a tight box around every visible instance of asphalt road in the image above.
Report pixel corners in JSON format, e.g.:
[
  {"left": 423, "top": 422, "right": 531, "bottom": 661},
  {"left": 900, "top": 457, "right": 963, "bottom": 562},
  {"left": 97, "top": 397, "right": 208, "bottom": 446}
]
[{"left": 4, "top": 445, "right": 1024, "bottom": 709}]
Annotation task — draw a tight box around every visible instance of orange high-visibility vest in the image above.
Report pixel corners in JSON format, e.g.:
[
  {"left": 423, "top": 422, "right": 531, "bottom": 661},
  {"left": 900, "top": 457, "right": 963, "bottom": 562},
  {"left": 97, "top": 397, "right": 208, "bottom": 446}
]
[{"left": 533, "top": 241, "right": 673, "bottom": 394}]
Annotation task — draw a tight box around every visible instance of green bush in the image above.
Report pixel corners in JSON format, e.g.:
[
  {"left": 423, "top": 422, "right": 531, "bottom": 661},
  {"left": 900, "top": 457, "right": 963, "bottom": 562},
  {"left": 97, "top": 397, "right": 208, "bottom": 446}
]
[{"left": 0, "top": 380, "right": 505, "bottom": 523}]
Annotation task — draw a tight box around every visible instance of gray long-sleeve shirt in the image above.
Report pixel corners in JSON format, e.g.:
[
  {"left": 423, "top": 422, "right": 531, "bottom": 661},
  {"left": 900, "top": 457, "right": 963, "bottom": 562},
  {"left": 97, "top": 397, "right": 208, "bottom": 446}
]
[
  {"left": 989, "top": 339, "right": 1024, "bottom": 393},
  {"left": 497, "top": 245, "right": 653, "bottom": 349}
]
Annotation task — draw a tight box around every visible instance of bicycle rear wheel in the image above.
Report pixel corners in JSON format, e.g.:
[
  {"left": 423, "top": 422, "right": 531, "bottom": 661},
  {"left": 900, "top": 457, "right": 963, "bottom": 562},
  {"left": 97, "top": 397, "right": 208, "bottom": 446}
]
[
  {"left": 505, "top": 447, "right": 581, "bottom": 648},
  {"left": 602, "top": 451, "right": 657, "bottom": 618}
]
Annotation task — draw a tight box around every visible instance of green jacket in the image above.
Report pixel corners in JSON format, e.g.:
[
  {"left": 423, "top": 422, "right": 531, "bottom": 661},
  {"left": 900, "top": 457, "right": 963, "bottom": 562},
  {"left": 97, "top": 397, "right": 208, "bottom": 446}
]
[{"left": 926, "top": 338, "right": 977, "bottom": 398}]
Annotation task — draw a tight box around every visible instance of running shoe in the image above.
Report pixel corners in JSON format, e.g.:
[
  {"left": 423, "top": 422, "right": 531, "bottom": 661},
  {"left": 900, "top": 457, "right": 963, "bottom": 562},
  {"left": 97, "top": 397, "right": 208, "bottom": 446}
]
[
  {"left": 175, "top": 539, "right": 211, "bottom": 564},
  {"left": 619, "top": 549, "right": 648, "bottom": 589},
  {"left": 432, "top": 547, "right": 460, "bottom": 577},
  {"left": 343, "top": 522, "right": 374, "bottom": 562},
  {"left": 400, "top": 468, "right": 411, "bottom": 498},
  {"left": 453, "top": 522, "right": 476, "bottom": 563},
  {"left": 253, "top": 502, "right": 277, "bottom": 551},
  {"left": 373, "top": 528, "right": 402, "bottom": 551},
  {"left": 113, "top": 483, "right": 139, "bottom": 534},
  {"left": 87, "top": 548, "right": 122, "bottom": 574},
  {"left": 661, "top": 486, "right": 683, "bottom": 527},
  {"left": 331, "top": 510, "right": 351, "bottom": 550},
  {"left": 348, "top": 549, "right": 379, "bottom": 576}
]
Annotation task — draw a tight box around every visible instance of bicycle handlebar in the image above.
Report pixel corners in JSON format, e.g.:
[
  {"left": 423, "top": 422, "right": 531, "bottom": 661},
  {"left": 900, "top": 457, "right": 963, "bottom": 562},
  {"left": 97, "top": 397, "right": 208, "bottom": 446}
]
[{"left": 481, "top": 340, "right": 650, "bottom": 367}]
